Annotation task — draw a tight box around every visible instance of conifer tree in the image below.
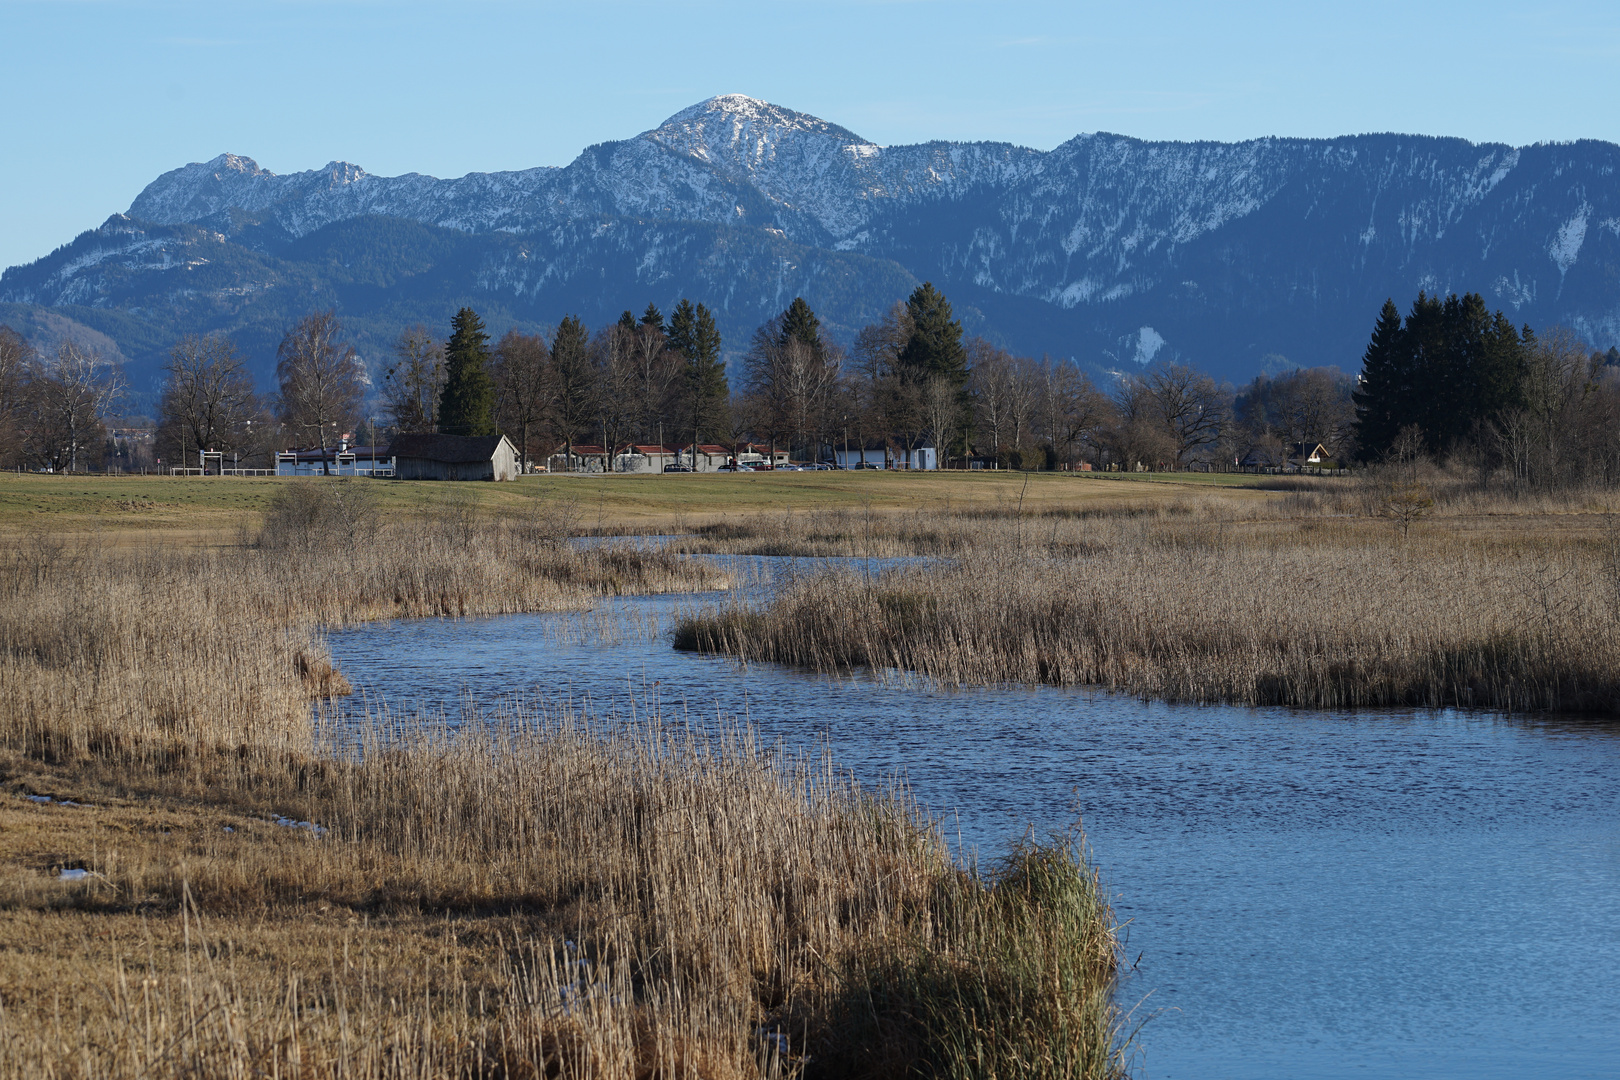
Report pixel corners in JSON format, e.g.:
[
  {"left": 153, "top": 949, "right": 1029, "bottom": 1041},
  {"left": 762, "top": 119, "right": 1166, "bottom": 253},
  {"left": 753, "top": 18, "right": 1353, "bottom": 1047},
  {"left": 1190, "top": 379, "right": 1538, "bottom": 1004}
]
[
  {"left": 778, "top": 296, "right": 823, "bottom": 356},
  {"left": 668, "top": 298, "right": 729, "bottom": 449},
  {"left": 897, "top": 282, "right": 971, "bottom": 450},
  {"left": 1352, "top": 299, "right": 1405, "bottom": 460},
  {"left": 898, "top": 282, "right": 968, "bottom": 387},
  {"left": 437, "top": 307, "right": 497, "bottom": 437},
  {"left": 641, "top": 303, "right": 666, "bottom": 334},
  {"left": 1354, "top": 292, "right": 1528, "bottom": 460}
]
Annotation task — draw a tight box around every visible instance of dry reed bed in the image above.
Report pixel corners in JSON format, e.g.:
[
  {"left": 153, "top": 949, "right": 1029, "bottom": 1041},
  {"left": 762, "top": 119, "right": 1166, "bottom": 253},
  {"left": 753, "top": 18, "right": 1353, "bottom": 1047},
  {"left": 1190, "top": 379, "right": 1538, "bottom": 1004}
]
[
  {"left": 0, "top": 503, "right": 725, "bottom": 767},
  {"left": 1, "top": 484, "right": 1127, "bottom": 1078},
  {"left": 0, "top": 703, "right": 1125, "bottom": 1079},
  {"left": 674, "top": 497, "right": 1620, "bottom": 713}
]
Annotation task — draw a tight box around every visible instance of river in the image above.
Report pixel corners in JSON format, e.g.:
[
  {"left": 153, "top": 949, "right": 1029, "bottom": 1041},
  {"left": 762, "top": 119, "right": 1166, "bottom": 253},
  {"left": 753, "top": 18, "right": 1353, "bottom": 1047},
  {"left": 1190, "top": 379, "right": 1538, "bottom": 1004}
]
[{"left": 324, "top": 554, "right": 1620, "bottom": 1079}]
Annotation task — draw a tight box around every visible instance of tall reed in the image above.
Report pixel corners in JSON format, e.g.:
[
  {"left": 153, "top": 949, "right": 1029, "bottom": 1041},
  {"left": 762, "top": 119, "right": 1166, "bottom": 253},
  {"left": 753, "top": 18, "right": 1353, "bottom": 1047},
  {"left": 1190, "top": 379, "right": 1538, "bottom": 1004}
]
[
  {"left": 0, "top": 493, "right": 725, "bottom": 768},
  {"left": 0, "top": 700, "right": 1126, "bottom": 1079},
  {"left": 674, "top": 495, "right": 1620, "bottom": 713}
]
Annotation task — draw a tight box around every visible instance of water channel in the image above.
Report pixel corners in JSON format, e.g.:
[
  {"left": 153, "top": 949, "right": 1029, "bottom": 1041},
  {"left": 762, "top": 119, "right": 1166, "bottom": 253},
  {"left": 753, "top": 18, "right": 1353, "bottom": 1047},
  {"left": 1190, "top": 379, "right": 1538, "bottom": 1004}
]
[{"left": 325, "top": 553, "right": 1620, "bottom": 1079}]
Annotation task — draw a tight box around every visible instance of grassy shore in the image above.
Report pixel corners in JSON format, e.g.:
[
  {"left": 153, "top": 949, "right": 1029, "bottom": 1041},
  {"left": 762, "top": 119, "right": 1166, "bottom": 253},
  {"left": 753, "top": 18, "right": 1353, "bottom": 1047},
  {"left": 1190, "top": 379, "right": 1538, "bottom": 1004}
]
[
  {"left": 0, "top": 469, "right": 1277, "bottom": 541},
  {"left": 0, "top": 480, "right": 1129, "bottom": 1078},
  {"left": 674, "top": 473, "right": 1620, "bottom": 714}
]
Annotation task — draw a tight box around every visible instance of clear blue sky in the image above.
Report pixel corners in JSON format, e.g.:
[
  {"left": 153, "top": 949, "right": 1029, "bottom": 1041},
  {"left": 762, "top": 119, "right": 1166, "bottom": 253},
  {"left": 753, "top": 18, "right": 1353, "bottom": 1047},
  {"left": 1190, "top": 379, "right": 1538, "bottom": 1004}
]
[{"left": 2, "top": 0, "right": 1617, "bottom": 272}]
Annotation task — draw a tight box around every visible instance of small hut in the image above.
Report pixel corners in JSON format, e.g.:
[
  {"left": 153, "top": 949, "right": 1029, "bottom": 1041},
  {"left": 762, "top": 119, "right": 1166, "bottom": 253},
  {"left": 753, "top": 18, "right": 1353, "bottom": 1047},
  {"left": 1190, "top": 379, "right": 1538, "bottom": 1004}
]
[{"left": 386, "top": 434, "right": 520, "bottom": 481}]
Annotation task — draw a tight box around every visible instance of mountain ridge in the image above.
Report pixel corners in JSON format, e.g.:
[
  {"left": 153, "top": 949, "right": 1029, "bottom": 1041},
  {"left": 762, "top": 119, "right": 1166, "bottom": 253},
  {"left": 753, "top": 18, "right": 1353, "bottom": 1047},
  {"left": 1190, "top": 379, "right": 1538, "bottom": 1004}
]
[{"left": 4, "top": 94, "right": 1617, "bottom": 396}]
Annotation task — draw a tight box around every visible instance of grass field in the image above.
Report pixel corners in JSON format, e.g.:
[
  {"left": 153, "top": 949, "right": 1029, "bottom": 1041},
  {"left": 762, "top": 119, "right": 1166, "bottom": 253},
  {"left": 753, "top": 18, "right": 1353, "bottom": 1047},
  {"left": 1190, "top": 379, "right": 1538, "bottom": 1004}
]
[{"left": 0, "top": 469, "right": 1284, "bottom": 539}]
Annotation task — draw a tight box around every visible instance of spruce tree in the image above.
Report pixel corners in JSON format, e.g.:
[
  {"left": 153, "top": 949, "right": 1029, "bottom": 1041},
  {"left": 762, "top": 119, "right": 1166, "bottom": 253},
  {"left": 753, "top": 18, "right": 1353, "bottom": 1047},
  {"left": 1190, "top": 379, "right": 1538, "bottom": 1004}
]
[
  {"left": 437, "top": 307, "right": 497, "bottom": 437},
  {"left": 778, "top": 296, "right": 823, "bottom": 356},
  {"left": 1352, "top": 299, "right": 1406, "bottom": 461},
  {"left": 1403, "top": 292, "right": 1447, "bottom": 452},
  {"left": 617, "top": 310, "right": 638, "bottom": 334},
  {"left": 897, "top": 282, "right": 971, "bottom": 451},
  {"left": 641, "top": 303, "right": 666, "bottom": 334},
  {"left": 898, "top": 282, "right": 968, "bottom": 387},
  {"left": 668, "top": 298, "right": 729, "bottom": 447}
]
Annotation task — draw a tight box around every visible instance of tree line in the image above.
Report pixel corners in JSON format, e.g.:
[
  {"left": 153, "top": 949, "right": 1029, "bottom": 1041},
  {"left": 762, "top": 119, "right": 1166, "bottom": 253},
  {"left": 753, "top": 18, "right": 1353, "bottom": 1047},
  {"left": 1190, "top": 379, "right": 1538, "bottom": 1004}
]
[
  {"left": 11, "top": 280, "right": 1615, "bottom": 481},
  {"left": 1352, "top": 291, "right": 1620, "bottom": 486},
  {"left": 0, "top": 287, "right": 1360, "bottom": 474}
]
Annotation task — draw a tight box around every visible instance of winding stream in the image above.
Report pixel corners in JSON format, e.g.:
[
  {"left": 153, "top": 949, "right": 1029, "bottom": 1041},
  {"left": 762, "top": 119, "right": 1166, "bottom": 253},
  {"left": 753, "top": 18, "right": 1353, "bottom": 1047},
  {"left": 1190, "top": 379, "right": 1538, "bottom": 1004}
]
[{"left": 325, "top": 554, "right": 1620, "bottom": 1079}]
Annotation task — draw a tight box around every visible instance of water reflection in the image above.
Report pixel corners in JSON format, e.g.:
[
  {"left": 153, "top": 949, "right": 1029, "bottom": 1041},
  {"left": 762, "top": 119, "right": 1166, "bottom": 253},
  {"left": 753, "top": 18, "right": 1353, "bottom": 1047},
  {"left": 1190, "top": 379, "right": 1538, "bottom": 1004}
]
[{"left": 325, "top": 555, "right": 1620, "bottom": 1080}]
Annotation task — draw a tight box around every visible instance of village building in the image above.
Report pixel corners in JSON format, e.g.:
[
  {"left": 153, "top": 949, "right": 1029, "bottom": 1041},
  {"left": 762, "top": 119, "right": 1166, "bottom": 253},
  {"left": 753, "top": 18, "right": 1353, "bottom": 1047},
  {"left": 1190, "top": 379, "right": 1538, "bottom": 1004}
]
[
  {"left": 386, "top": 433, "right": 519, "bottom": 481},
  {"left": 734, "top": 443, "right": 792, "bottom": 469},
  {"left": 546, "top": 444, "right": 610, "bottom": 473},
  {"left": 275, "top": 442, "right": 394, "bottom": 477},
  {"left": 677, "top": 444, "right": 732, "bottom": 471},
  {"left": 614, "top": 445, "right": 679, "bottom": 473},
  {"left": 830, "top": 437, "right": 938, "bottom": 470}
]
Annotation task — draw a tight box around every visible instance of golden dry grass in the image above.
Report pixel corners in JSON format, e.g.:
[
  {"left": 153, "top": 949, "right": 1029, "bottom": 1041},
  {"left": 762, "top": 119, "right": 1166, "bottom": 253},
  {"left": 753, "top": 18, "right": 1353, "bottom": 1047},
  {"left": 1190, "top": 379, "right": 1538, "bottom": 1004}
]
[
  {"left": 0, "top": 481, "right": 1128, "bottom": 1079},
  {"left": 675, "top": 471, "right": 1620, "bottom": 714},
  {"left": 0, "top": 704, "right": 1124, "bottom": 1079}
]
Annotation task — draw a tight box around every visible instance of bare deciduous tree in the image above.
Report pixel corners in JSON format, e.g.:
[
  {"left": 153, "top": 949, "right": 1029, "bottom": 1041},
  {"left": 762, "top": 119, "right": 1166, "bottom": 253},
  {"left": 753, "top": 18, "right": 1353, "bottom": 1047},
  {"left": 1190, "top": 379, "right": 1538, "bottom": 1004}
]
[
  {"left": 493, "top": 330, "right": 551, "bottom": 472},
  {"left": 383, "top": 325, "right": 445, "bottom": 435},
  {"left": 1134, "top": 362, "right": 1230, "bottom": 464},
  {"left": 743, "top": 316, "right": 843, "bottom": 462},
  {"left": 922, "top": 375, "right": 959, "bottom": 467},
  {"left": 157, "top": 334, "right": 263, "bottom": 469},
  {"left": 968, "top": 339, "right": 1014, "bottom": 456},
  {"left": 1038, "top": 356, "right": 1110, "bottom": 465},
  {"left": 25, "top": 340, "right": 123, "bottom": 473},
  {"left": 276, "top": 311, "right": 365, "bottom": 473},
  {"left": 592, "top": 322, "right": 640, "bottom": 470},
  {"left": 626, "top": 320, "right": 681, "bottom": 446},
  {"left": 0, "top": 326, "right": 31, "bottom": 468}
]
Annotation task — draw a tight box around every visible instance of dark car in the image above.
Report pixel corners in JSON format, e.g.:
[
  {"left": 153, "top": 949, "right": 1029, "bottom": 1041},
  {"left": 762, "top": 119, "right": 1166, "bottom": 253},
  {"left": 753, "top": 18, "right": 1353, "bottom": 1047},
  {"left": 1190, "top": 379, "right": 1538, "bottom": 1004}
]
[{"left": 662, "top": 463, "right": 693, "bottom": 473}]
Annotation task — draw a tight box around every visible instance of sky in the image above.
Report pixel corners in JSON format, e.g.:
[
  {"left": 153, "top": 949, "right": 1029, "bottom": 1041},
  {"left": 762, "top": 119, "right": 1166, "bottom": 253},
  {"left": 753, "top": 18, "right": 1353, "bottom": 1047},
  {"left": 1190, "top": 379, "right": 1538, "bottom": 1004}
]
[{"left": 2, "top": 0, "right": 1618, "bottom": 271}]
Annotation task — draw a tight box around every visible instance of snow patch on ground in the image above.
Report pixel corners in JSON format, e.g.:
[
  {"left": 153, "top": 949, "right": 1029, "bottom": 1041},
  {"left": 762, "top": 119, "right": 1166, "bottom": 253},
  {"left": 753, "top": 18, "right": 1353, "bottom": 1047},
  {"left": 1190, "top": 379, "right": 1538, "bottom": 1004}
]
[
  {"left": 1550, "top": 205, "right": 1590, "bottom": 274},
  {"left": 1058, "top": 278, "right": 1098, "bottom": 307},
  {"left": 271, "top": 816, "right": 328, "bottom": 836},
  {"left": 1133, "top": 327, "right": 1165, "bottom": 365},
  {"left": 23, "top": 793, "right": 90, "bottom": 807},
  {"left": 1492, "top": 273, "right": 1536, "bottom": 309}
]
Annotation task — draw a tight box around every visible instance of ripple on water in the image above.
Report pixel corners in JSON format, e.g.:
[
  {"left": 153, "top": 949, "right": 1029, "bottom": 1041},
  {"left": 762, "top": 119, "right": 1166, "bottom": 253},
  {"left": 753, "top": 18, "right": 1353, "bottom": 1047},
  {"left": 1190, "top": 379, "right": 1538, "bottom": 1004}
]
[{"left": 324, "top": 557, "right": 1620, "bottom": 1080}]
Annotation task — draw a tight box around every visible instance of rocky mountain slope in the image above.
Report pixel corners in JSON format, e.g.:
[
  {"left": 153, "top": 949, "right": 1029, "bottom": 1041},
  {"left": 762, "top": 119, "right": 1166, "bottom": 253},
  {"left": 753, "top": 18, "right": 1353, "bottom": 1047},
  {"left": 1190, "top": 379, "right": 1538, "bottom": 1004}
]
[{"left": 4, "top": 94, "right": 1617, "bottom": 395}]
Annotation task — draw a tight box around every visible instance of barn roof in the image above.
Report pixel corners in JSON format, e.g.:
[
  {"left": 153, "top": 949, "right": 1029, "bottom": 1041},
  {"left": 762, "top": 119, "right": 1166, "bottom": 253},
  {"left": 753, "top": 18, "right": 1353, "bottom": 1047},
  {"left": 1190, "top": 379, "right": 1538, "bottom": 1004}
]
[{"left": 385, "top": 434, "right": 510, "bottom": 463}]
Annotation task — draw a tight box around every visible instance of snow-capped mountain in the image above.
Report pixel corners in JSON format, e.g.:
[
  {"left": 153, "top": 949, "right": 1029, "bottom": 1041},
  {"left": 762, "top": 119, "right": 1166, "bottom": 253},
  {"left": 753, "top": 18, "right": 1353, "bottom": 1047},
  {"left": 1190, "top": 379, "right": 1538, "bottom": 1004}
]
[{"left": 5, "top": 94, "right": 1618, "bottom": 390}]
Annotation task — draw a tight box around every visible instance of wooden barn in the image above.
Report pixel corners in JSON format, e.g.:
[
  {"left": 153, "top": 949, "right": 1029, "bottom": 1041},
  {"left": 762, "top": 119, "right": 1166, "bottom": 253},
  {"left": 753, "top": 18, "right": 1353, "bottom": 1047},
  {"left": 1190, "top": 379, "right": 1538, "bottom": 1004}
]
[{"left": 385, "top": 434, "right": 520, "bottom": 481}]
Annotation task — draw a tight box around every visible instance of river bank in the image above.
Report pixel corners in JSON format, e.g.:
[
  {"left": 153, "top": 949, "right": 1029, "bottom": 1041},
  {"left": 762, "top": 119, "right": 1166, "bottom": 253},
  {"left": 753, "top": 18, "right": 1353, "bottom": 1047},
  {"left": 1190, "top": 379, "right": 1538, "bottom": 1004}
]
[{"left": 0, "top": 482, "right": 1128, "bottom": 1079}]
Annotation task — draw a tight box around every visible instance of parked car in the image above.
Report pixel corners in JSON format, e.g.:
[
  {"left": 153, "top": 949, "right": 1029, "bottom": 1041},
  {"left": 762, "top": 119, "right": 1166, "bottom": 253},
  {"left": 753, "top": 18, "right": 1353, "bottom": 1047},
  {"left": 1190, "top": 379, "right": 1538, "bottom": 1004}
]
[
  {"left": 717, "top": 463, "right": 753, "bottom": 472},
  {"left": 854, "top": 461, "right": 884, "bottom": 470},
  {"left": 662, "top": 463, "right": 693, "bottom": 473}
]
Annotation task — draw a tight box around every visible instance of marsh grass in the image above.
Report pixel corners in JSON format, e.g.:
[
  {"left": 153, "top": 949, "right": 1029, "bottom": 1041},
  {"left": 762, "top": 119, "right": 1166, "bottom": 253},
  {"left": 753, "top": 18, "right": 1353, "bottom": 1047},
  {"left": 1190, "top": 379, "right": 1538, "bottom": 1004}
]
[
  {"left": 674, "top": 476, "right": 1620, "bottom": 713},
  {"left": 0, "top": 482, "right": 1126, "bottom": 1078},
  {"left": 0, "top": 484, "right": 726, "bottom": 769},
  {"left": 0, "top": 700, "right": 1125, "bottom": 1079}
]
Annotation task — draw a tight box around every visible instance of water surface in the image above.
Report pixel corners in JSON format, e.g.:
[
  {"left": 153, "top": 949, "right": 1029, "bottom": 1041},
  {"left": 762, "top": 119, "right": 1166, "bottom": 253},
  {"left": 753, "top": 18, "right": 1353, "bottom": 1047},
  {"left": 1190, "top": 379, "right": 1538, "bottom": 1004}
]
[{"left": 326, "top": 557, "right": 1620, "bottom": 1079}]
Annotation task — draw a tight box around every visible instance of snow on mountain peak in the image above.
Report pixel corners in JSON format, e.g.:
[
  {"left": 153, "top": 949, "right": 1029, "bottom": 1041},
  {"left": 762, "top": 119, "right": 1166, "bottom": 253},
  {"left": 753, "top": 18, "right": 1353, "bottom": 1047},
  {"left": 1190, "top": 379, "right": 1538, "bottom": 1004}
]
[
  {"left": 210, "top": 153, "right": 270, "bottom": 177},
  {"left": 646, "top": 95, "right": 874, "bottom": 161}
]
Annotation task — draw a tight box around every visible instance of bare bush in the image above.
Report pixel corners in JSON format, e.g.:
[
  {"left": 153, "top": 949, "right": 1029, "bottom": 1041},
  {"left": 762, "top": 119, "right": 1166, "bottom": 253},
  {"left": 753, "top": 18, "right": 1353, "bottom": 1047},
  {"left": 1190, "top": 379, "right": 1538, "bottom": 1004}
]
[{"left": 257, "top": 478, "right": 380, "bottom": 551}]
